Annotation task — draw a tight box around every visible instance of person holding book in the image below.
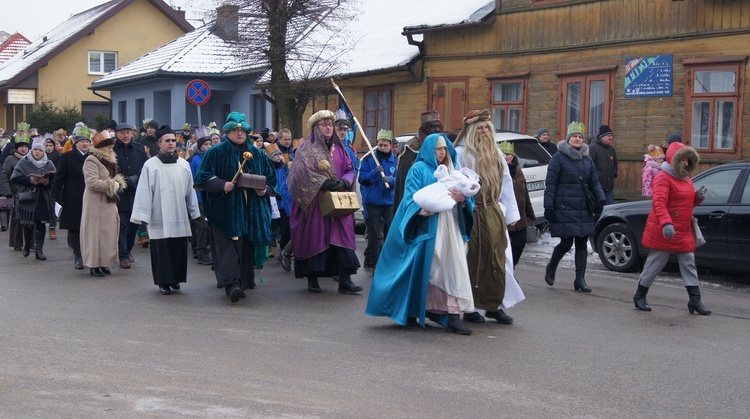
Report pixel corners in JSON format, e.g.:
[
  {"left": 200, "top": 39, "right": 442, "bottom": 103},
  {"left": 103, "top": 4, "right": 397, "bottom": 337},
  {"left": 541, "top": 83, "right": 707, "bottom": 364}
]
[{"left": 10, "top": 137, "right": 57, "bottom": 260}]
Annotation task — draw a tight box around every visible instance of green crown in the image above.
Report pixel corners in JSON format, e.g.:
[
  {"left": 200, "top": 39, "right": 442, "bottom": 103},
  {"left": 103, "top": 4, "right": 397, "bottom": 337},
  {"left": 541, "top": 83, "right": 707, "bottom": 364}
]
[
  {"left": 567, "top": 121, "right": 586, "bottom": 136},
  {"left": 17, "top": 121, "right": 30, "bottom": 131}
]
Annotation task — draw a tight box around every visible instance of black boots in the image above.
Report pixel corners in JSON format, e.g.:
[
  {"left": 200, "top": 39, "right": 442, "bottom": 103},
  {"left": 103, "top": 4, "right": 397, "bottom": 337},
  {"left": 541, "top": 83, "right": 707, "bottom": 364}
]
[
  {"left": 686, "top": 286, "right": 711, "bottom": 315},
  {"left": 34, "top": 226, "right": 46, "bottom": 260},
  {"left": 447, "top": 314, "right": 472, "bottom": 335},
  {"left": 338, "top": 272, "right": 363, "bottom": 294},
  {"left": 633, "top": 284, "right": 651, "bottom": 311},
  {"left": 573, "top": 246, "right": 590, "bottom": 292},
  {"left": 22, "top": 227, "right": 33, "bottom": 257},
  {"left": 545, "top": 245, "right": 566, "bottom": 286},
  {"left": 486, "top": 309, "right": 514, "bottom": 324},
  {"left": 307, "top": 276, "right": 321, "bottom": 293},
  {"left": 71, "top": 234, "right": 84, "bottom": 269}
]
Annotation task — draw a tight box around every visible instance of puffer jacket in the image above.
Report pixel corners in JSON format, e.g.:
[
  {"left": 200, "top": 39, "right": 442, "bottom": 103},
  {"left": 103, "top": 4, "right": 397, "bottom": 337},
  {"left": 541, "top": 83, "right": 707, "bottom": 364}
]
[
  {"left": 641, "top": 143, "right": 702, "bottom": 252},
  {"left": 588, "top": 137, "right": 618, "bottom": 191},
  {"left": 544, "top": 140, "right": 605, "bottom": 238}
]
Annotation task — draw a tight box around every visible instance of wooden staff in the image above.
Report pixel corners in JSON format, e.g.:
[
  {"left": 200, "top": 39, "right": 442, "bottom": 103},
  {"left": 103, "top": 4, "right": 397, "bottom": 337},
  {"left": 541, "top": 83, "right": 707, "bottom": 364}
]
[
  {"left": 231, "top": 151, "right": 253, "bottom": 183},
  {"left": 330, "top": 78, "right": 390, "bottom": 188}
]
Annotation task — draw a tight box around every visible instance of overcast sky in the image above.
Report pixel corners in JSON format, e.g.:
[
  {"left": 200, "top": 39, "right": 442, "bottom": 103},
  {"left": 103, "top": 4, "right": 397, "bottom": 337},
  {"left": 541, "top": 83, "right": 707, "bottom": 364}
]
[{"left": 3, "top": 0, "right": 215, "bottom": 41}]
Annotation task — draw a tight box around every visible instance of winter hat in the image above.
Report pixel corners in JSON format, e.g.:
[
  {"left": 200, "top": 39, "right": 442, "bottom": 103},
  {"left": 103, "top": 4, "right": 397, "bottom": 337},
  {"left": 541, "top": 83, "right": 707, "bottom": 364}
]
[
  {"left": 377, "top": 129, "right": 394, "bottom": 142},
  {"left": 31, "top": 137, "right": 46, "bottom": 151},
  {"left": 566, "top": 121, "right": 586, "bottom": 141},
  {"left": 183, "top": 123, "right": 192, "bottom": 132},
  {"left": 156, "top": 125, "right": 174, "bottom": 141},
  {"left": 196, "top": 136, "right": 211, "bottom": 150},
  {"left": 106, "top": 119, "right": 118, "bottom": 131},
  {"left": 648, "top": 144, "right": 665, "bottom": 159},
  {"left": 115, "top": 123, "right": 132, "bottom": 132},
  {"left": 420, "top": 110, "right": 440, "bottom": 126},
  {"left": 498, "top": 141, "right": 514, "bottom": 155},
  {"left": 537, "top": 127, "right": 549, "bottom": 138},
  {"left": 666, "top": 132, "right": 683, "bottom": 145},
  {"left": 223, "top": 112, "right": 252, "bottom": 133},
  {"left": 145, "top": 119, "right": 159, "bottom": 130},
  {"left": 597, "top": 125, "right": 613, "bottom": 139}
]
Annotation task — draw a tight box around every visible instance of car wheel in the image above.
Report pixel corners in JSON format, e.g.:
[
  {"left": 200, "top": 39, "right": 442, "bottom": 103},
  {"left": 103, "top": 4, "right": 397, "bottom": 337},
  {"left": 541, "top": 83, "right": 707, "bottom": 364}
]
[{"left": 597, "top": 222, "right": 641, "bottom": 272}]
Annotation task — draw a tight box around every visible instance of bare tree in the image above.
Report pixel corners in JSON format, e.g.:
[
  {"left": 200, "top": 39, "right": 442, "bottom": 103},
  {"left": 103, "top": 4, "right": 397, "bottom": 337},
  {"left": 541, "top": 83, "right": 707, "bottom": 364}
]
[{"left": 199, "top": 0, "right": 355, "bottom": 137}]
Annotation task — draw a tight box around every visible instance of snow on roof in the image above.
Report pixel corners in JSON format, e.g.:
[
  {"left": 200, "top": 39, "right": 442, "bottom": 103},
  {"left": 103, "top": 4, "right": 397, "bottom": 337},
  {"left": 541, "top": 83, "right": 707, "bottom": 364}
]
[
  {"left": 0, "top": 1, "right": 122, "bottom": 86},
  {"left": 262, "top": 0, "right": 494, "bottom": 82},
  {"left": 95, "top": 0, "right": 494, "bottom": 88},
  {"left": 0, "top": 33, "right": 31, "bottom": 64}
]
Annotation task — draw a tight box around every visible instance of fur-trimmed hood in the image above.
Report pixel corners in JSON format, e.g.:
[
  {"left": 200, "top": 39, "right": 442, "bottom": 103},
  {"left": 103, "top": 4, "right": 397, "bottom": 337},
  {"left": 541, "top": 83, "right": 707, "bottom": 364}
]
[
  {"left": 661, "top": 142, "right": 699, "bottom": 180},
  {"left": 557, "top": 139, "right": 590, "bottom": 160}
]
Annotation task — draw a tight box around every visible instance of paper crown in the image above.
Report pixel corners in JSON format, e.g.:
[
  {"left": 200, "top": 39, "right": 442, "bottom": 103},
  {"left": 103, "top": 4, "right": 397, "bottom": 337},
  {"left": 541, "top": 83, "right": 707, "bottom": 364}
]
[
  {"left": 72, "top": 122, "right": 92, "bottom": 139},
  {"left": 17, "top": 121, "right": 30, "bottom": 132},
  {"left": 498, "top": 141, "right": 514, "bottom": 154},
  {"left": 376, "top": 129, "right": 394, "bottom": 142},
  {"left": 334, "top": 109, "right": 348, "bottom": 123},
  {"left": 55, "top": 128, "right": 67, "bottom": 135},
  {"left": 264, "top": 142, "right": 281, "bottom": 157},
  {"left": 183, "top": 123, "right": 191, "bottom": 131},
  {"left": 566, "top": 121, "right": 586, "bottom": 137}
]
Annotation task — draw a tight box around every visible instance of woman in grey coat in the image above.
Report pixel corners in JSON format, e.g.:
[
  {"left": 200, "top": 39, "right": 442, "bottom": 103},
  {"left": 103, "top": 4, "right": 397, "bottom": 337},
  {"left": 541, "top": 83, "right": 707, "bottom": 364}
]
[{"left": 543, "top": 122, "right": 605, "bottom": 292}]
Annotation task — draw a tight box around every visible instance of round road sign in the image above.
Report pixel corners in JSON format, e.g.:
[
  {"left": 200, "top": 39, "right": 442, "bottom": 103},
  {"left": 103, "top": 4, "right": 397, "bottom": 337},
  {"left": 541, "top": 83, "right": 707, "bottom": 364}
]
[{"left": 186, "top": 79, "right": 211, "bottom": 106}]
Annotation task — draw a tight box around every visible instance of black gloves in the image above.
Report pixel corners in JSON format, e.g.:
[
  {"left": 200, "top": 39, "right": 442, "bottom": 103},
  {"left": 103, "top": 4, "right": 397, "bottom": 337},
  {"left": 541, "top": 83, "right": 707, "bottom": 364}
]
[
  {"left": 126, "top": 174, "right": 139, "bottom": 188},
  {"left": 594, "top": 200, "right": 606, "bottom": 215},
  {"left": 375, "top": 166, "right": 384, "bottom": 175},
  {"left": 544, "top": 208, "right": 553, "bottom": 222},
  {"left": 321, "top": 179, "right": 339, "bottom": 191},
  {"left": 381, "top": 176, "right": 391, "bottom": 187}
]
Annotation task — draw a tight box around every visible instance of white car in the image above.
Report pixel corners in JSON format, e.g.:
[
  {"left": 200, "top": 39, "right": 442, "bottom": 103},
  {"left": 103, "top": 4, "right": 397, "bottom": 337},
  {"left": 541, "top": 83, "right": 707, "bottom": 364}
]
[{"left": 493, "top": 131, "right": 551, "bottom": 226}]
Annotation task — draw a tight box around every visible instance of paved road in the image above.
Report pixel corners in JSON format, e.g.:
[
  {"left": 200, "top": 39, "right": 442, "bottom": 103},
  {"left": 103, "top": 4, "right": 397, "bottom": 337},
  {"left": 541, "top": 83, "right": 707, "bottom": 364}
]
[{"left": 1, "top": 233, "right": 749, "bottom": 417}]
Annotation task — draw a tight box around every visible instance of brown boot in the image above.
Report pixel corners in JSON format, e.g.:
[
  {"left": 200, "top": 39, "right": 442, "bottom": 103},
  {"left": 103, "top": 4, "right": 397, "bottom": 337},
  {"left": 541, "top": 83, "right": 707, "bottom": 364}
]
[{"left": 48, "top": 227, "right": 57, "bottom": 240}]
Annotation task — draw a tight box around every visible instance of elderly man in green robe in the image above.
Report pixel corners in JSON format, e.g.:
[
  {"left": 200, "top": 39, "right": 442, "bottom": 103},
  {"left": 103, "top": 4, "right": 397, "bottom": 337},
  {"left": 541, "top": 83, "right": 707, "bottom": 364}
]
[{"left": 194, "top": 112, "right": 276, "bottom": 303}]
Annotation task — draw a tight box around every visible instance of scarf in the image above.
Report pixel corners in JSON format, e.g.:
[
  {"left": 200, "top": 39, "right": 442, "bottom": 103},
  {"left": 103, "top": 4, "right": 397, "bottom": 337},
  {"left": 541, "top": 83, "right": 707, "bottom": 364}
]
[
  {"left": 157, "top": 151, "right": 179, "bottom": 164},
  {"left": 26, "top": 151, "right": 48, "bottom": 169},
  {"left": 288, "top": 129, "right": 340, "bottom": 212}
]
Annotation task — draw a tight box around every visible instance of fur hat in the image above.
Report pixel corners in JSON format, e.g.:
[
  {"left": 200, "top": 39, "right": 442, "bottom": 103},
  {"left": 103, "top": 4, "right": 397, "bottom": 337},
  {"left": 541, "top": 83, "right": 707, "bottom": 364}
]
[
  {"left": 94, "top": 133, "right": 116, "bottom": 148},
  {"left": 307, "top": 110, "right": 336, "bottom": 129},
  {"left": 666, "top": 132, "right": 683, "bottom": 145},
  {"left": 566, "top": 121, "right": 586, "bottom": 141},
  {"left": 597, "top": 125, "right": 613, "bottom": 139},
  {"left": 420, "top": 110, "right": 440, "bottom": 126},
  {"left": 223, "top": 112, "right": 252, "bottom": 134},
  {"left": 648, "top": 144, "right": 665, "bottom": 159}
]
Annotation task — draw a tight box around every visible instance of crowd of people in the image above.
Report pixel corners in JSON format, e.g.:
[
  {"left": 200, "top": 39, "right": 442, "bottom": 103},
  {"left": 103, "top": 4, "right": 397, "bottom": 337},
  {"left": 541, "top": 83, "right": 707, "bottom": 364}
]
[{"left": 0, "top": 108, "right": 713, "bottom": 333}]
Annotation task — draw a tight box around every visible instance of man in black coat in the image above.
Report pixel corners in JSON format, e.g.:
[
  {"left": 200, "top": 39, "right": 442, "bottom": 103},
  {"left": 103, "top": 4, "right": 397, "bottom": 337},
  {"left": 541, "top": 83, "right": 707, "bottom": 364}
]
[
  {"left": 588, "top": 124, "right": 618, "bottom": 205},
  {"left": 51, "top": 134, "right": 92, "bottom": 269},
  {"left": 138, "top": 119, "right": 159, "bottom": 157},
  {"left": 114, "top": 123, "right": 149, "bottom": 268}
]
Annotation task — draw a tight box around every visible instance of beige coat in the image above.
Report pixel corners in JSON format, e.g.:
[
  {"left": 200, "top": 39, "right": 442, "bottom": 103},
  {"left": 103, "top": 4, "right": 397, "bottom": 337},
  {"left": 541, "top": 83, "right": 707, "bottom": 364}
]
[{"left": 80, "top": 148, "right": 126, "bottom": 268}]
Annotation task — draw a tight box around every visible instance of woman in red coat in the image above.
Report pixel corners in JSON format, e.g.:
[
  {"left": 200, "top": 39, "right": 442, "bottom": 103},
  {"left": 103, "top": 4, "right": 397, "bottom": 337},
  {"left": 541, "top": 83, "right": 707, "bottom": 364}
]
[{"left": 633, "top": 142, "right": 710, "bottom": 315}]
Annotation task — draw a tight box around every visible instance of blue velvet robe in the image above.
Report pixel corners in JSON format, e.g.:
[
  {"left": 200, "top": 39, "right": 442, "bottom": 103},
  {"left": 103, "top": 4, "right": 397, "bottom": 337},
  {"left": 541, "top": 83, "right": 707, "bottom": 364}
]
[
  {"left": 365, "top": 134, "right": 474, "bottom": 327},
  {"left": 194, "top": 139, "right": 276, "bottom": 245}
]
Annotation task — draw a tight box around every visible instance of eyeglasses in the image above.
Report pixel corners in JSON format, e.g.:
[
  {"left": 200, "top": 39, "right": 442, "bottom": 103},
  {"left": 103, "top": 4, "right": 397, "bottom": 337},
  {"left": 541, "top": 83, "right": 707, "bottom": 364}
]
[
  {"left": 162, "top": 138, "right": 177, "bottom": 143},
  {"left": 318, "top": 121, "right": 334, "bottom": 127}
]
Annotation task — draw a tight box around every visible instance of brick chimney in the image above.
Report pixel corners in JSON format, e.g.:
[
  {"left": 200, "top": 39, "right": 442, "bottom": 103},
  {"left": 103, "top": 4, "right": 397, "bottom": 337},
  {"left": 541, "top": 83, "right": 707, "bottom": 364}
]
[{"left": 215, "top": 4, "right": 240, "bottom": 41}]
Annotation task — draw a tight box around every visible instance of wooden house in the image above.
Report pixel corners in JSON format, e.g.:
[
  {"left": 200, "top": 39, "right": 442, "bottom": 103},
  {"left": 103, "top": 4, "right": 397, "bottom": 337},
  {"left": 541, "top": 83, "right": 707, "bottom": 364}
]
[{"left": 329, "top": 0, "right": 750, "bottom": 198}]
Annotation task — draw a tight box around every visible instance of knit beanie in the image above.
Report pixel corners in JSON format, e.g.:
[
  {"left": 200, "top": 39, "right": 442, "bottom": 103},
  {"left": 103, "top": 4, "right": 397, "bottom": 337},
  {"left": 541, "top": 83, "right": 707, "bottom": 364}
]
[{"left": 666, "top": 133, "right": 683, "bottom": 145}]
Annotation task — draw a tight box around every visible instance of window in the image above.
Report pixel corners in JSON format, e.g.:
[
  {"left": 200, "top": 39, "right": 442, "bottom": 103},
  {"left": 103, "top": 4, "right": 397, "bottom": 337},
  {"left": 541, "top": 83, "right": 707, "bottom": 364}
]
[
  {"left": 251, "top": 95, "right": 266, "bottom": 130},
  {"left": 685, "top": 60, "right": 746, "bottom": 157},
  {"left": 135, "top": 99, "right": 145, "bottom": 127},
  {"left": 363, "top": 86, "right": 393, "bottom": 141},
  {"left": 559, "top": 72, "right": 614, "bottom": 140},
  {"left": 428, "top": 78, "right": 468, "bottom": 132},
  {"left": 118, "top": 101, "right": 126, "bottom": 125},
  {"left": 489, "top": 79, "right": 526, "bottom": 132},
  {"left": 88, "top": 51, "right": 117, "bottom": 75},
  {"left": 694, "top": 169, "right": 742, "bottom": 205}
]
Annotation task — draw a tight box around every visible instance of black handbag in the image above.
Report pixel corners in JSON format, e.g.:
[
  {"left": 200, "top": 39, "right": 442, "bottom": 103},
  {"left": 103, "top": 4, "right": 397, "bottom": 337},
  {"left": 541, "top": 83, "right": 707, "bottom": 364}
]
[
  {"left": 573, "top": 165, "right": 596, "bottom": 215},
  {"left": 17, "top": 189, "right": 35, "bottom": 204}
]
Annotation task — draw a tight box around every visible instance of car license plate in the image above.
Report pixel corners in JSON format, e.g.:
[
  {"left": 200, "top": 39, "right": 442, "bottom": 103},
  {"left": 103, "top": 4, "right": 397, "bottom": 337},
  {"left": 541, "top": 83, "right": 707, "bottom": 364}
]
[{"left": 527, "top": 180, "right": 545, "bottom": 191}]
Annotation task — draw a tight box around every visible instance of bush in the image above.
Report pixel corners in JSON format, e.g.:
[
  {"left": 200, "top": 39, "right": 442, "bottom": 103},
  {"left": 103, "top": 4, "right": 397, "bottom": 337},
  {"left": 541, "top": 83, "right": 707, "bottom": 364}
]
[{"left": 26, "top": 99, "right": 85, "bottom": 134}]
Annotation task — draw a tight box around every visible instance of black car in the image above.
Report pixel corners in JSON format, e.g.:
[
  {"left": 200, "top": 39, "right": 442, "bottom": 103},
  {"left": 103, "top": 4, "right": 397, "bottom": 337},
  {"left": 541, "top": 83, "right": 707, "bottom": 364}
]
[{"left": 594, "top": 162, "right": 750, "bottom": 273}]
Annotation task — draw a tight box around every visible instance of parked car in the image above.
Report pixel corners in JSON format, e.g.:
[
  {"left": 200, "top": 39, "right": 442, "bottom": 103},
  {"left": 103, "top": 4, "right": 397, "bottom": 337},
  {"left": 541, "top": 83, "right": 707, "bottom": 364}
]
[
  {"left": 594, "top": 162, "right": 750, "bottom": 273},
  {"left": 494, "top": 131, "right": 552, "bottom": 226}
]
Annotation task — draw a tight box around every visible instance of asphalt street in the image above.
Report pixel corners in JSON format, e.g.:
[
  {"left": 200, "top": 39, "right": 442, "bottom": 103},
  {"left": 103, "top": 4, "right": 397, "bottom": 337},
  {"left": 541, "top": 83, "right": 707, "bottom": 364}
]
[{"left": 1, "top": 232, "right": 749, "bottom": 417}]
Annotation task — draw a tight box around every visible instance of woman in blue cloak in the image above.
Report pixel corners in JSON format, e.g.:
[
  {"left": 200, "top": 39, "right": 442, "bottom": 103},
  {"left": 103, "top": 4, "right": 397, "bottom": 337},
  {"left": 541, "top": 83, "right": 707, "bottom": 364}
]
[{"left": 365, "top": 133, "right": 476, "bottom": 335}]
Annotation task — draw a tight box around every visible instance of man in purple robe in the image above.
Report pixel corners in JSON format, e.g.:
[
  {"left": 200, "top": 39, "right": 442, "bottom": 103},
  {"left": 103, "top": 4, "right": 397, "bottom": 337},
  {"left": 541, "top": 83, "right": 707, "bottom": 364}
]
[{"left": 287, "top": 110, "right": 362, "bottom": 294}]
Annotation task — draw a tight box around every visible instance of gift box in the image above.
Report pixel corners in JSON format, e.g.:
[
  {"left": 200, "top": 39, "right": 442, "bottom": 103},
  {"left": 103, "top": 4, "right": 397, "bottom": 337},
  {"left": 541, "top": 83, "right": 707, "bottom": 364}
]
[{"left": 319, "top": 191, "right": 359, "bottom": 217}]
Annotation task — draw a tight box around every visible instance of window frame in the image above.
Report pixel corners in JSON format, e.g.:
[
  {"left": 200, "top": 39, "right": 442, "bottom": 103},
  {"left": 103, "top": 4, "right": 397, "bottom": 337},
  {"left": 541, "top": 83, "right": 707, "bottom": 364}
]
[
  {"left": 684, "top": 60, "right": 746, "bottom": 159},
  {"left": 88, "top": 51, "right": 117, "bottom": 75},
  {"left": 488, "top": 77, "right": 527, "bottom": 133},
  {"left": 558, "top": 71, "right": 615, "bottom": 141},
  {"left": 362, "top": 85, "right": 394, "bottom": 142}
]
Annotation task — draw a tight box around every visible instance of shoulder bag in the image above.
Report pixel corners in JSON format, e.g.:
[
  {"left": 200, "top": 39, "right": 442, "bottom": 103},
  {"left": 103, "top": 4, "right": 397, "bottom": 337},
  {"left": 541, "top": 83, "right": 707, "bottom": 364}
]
[{"left": 692, "top": 217, "right": 706, "bottom": 248}]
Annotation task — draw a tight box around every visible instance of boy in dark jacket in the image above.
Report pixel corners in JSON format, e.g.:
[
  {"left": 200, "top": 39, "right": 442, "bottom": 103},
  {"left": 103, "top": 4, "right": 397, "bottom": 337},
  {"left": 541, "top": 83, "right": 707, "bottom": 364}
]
[{"left": 588, "top": 124, "right": 618, "bottom": 204}]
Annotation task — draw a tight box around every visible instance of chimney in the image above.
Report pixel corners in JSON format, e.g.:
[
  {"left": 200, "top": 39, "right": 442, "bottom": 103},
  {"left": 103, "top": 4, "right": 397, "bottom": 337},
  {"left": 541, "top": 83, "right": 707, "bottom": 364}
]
[
  {"left": 215, "top": 4, "right": 240, "bottom": 41},
  {"left": 173, "top": 7, "right": 186, "bottom": 21}
]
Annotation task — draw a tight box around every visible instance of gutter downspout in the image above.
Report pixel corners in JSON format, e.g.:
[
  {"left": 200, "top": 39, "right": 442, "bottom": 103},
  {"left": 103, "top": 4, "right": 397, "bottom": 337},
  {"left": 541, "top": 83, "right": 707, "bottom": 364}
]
[{"left": 91, "top": 89, "right": 111, "bottom": 103}]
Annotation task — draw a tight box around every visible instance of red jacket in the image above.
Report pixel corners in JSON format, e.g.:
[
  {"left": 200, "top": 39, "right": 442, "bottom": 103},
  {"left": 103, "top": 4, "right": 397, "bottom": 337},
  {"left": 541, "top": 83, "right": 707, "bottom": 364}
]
[{"left": 641, "top": 143, "right": 702, "bottom": 252}]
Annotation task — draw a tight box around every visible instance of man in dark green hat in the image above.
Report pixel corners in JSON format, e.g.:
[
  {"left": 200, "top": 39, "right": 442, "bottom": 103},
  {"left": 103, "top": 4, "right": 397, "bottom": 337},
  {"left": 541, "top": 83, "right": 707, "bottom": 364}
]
[{"left": 194, "top": 112, "right": 277, "bottom": 303}]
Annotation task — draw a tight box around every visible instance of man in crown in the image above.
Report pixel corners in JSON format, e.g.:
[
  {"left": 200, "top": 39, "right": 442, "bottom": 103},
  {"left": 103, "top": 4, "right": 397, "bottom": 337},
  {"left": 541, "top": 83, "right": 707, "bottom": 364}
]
[{"left": 194, "top": 112, "right": 276, "bottom": 304}]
